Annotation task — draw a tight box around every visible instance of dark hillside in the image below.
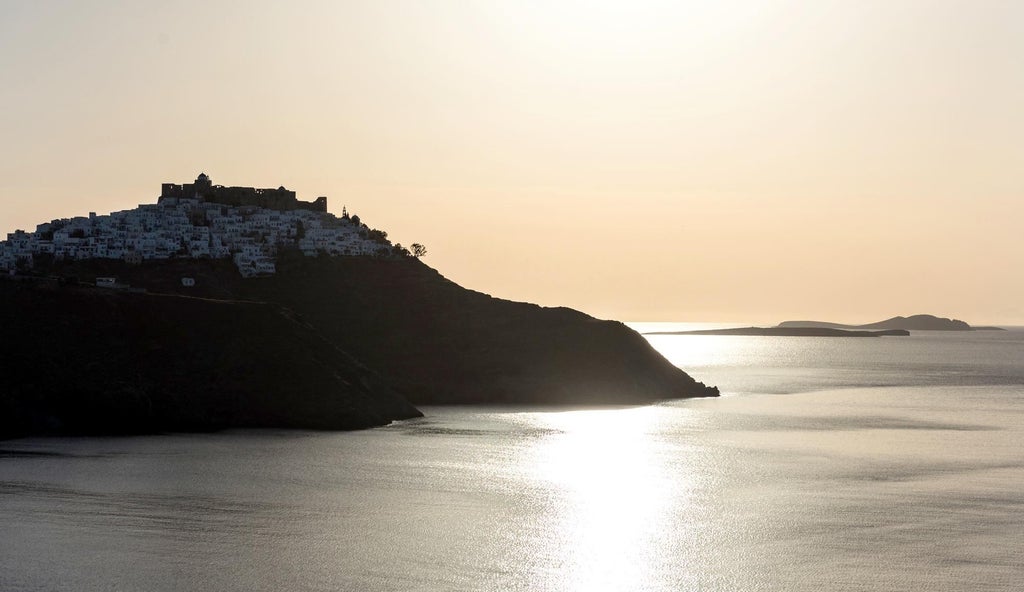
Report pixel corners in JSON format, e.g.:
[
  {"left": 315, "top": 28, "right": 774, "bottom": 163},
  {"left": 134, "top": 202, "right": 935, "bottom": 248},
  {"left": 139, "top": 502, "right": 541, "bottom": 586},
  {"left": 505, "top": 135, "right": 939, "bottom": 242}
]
[
  {"left": 12, "top": 253, "right": 717, "bottom": 432},
  {"left": 239, "top": 256, "right": 718, "bottom": 404},
  {"left": 44, "top": 255, "right": 717, "bottom": 405},
  {"left": 0, "top": 279, "right": 421, "bottom": 439}
]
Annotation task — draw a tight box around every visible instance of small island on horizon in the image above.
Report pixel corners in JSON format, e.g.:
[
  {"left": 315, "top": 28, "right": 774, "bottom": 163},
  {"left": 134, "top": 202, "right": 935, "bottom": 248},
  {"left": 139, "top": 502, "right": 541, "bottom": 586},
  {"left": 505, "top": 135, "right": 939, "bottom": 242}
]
[
  {"left": 645, "top": 327, "right": 911, "bottom": 337},
  {"left": 777, "top": 314, "right": 1005, "bottom": 332},
  {"left": 645, "top": 314, "right": 1005, "bottom": 337}
]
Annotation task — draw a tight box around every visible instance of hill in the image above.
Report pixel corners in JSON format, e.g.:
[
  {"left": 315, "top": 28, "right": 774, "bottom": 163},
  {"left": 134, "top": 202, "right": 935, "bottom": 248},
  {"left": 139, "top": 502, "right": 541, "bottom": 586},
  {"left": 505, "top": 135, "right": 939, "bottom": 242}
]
[
  {"left": 0, "top": 278, "right": 422, "bottom": 439},
  {"left": 33, "top": 254, "right": 718, "bottom": 408},
  {"left": 0, "top": 175, "right": 718, "bottom": 439},
  {"left": 1, "top": 256, "right": 718, "bottom": 438}
]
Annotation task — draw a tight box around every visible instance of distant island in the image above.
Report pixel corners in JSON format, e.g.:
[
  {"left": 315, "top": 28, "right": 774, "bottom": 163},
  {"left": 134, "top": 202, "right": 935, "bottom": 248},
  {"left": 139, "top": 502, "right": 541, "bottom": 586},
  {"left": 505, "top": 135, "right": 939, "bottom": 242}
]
[
  {"left": 645, "top": 327, "right": 909, "bottom": 337},
  {"left": 0, "top": 174, "right": 718, "bottom": 439},
  {"left": 643, "top": 313, "right": 1006, "bottom": 338},
  {"left": 777, "top": 314, "right": 1004, "bottom": 332}
]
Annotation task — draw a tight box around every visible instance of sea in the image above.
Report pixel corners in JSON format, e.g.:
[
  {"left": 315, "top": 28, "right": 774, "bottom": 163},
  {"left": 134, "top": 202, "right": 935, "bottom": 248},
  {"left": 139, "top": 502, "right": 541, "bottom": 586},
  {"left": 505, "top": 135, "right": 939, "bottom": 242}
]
[{"left": 2, "top": 325, "right": 1023, "bottom": 591}]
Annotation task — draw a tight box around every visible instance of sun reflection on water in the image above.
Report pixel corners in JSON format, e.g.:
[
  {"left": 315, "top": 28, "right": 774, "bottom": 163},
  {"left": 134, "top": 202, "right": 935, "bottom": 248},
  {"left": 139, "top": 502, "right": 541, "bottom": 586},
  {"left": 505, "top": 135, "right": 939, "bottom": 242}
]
[{"left": 522, "top": 406, "right": 686, "bottom": 592}]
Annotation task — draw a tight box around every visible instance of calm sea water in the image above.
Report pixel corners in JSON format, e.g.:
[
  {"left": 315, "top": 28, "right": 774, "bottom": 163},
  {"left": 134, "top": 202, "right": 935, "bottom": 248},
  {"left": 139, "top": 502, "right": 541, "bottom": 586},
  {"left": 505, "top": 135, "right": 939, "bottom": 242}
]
[{"left": 2, "top": 327, "right": 1023, "bottom": 591}]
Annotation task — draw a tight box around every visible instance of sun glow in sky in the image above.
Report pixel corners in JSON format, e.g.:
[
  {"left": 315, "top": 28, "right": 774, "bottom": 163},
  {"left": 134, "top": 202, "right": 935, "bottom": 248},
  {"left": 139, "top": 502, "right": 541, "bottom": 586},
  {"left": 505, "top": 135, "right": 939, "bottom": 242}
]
[{"left": 2, "top": 1, "right": 1022, "bottom": 323}]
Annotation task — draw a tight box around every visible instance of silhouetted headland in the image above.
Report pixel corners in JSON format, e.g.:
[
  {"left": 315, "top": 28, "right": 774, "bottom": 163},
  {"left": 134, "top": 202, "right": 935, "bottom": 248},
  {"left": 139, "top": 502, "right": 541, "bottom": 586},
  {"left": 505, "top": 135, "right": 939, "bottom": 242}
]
[
  {"left": 0, "top": 175, "right": 718, "bottom": 438},
  {"left": 646, "top": 327, "right": 910, "bottom": 337},
  {"left": 777, "top": 314, "right": 1004, "bottom": 331},
  {"left": 1, "top": 258, "right": 718, "bottom": 439}
]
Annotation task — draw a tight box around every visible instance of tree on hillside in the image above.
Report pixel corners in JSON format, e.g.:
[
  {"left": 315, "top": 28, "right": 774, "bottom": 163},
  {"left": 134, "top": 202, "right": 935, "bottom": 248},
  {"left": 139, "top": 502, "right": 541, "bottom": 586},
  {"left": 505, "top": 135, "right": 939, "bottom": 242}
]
[{"left": 410, "top": 243, "right": 427, "bottom": 258}]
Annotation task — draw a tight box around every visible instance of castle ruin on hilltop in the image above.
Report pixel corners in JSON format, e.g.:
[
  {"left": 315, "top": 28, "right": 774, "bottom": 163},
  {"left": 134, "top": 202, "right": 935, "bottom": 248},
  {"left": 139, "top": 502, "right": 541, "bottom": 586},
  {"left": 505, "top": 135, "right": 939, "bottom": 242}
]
[{"left": 159, "top": 173, "right": 328, "bottom": 213}]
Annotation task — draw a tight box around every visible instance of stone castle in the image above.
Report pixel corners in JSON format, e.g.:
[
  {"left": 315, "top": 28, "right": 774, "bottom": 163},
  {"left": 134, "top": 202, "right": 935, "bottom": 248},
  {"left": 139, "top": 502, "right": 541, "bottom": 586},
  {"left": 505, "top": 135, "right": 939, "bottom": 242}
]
[{"left": 159, "top": 173, "right": 328, "bottom": 213}]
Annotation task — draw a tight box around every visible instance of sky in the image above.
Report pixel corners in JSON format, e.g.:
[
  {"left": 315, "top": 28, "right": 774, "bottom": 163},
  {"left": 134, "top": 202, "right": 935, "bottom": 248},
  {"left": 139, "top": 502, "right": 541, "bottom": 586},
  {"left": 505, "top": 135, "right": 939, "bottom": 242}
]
[{"left": 1, "top": 0, "right": 1022, "bottom": 324}]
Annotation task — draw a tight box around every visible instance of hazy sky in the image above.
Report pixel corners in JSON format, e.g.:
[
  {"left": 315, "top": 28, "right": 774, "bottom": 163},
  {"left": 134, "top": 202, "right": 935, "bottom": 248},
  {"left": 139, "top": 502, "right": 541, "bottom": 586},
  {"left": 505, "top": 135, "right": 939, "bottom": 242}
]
[{"left": 2, "top": 1, "right": 1021, "bottom": 323}]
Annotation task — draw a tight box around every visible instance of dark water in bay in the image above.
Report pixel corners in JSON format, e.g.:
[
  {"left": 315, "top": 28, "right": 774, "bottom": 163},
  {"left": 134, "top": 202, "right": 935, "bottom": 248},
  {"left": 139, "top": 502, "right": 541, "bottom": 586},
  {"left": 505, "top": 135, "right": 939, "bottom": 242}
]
[{"left": 2, "top": 328, "right": 1023, "bottom": 591}]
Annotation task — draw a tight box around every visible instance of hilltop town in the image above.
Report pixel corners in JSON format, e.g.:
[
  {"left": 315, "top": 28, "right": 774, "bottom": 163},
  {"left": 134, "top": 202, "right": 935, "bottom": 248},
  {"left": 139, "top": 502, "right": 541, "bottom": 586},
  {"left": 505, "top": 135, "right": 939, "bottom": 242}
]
[{"left": 0, "top": 174, "right": 395, "bottom": 278}]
